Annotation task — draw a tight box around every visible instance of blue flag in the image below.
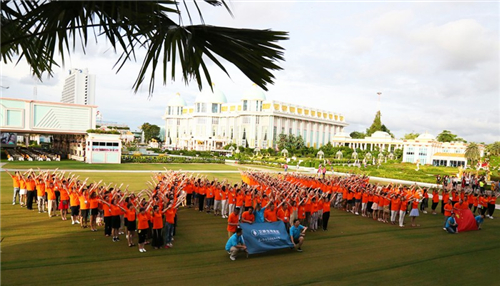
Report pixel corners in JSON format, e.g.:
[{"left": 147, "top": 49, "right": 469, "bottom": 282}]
[{"left": 239, "top": 221, "right": 294, "bottom": 254}]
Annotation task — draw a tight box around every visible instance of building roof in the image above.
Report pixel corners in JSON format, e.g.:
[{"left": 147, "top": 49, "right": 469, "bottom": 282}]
[
  {"left": 167, "top": 93, "right": 187, "bottom": 107},
  {"left": 368, "top": 131, "right": 391, "bottom": 139},
  {"left": 417, "top": 132, "right": 435, "bottom": 141},
  {"left": 432, "top": 153, "right": 465, "bottom": 158},
  {"left": 241, "top": 84, "right": 267, "bottom": 101},
  {"left": 195, "top": 83, "right": 227, "bottom": 104}
]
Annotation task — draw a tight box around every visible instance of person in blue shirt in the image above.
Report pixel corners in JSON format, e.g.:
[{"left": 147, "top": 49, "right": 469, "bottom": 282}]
[
  {"left": 475, "top": 214, "right": 484, "bottom": 230},
  {"left": 445, "top": 213, "right": 458, "bottom": 234},
  {"left": 289, "top": 219, "right": 308, "bottom": 251},
  {"left": 225, "top": 228, "right": 247, "bottom": 260},
  {"left": 254, "top": 199, "right": 271, "bottom": 223}
]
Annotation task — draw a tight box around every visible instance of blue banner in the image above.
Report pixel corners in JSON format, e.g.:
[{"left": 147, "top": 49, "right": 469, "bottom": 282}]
[{"left": 239, "top": 221, "right": 294, "bottom": 254}]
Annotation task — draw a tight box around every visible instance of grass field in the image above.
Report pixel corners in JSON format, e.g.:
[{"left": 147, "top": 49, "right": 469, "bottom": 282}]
[{"left": 1, "top": 164, "right": 500, "bottom": 285}]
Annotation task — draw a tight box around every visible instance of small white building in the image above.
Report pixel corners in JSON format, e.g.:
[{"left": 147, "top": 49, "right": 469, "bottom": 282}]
[
  {"left": 85, "top": 133, "right": 122, "bottom": 164},
  {"left": 331, "top": 131, "right": 404, "bottom": 152},
  {"left": 402, "top": 133, "right": 484, "bottom": 167}
]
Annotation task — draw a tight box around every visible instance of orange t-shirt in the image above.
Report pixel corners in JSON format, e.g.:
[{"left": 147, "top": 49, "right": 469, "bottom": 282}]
[
  {"left": 36, "top": 183, "right": 45, "bottom": 197},
  {"left": 264, "top": 209, "right": 277, "bottom": 222},
  {"left": 46, "top": 187, "right": 56, "bottom": 200},
  {"left": 137, "top": 213, "right": 149, "bottom": 230},
  {"left": 26, "top": 179, "right": 36, "bottom": 191},
  {"left": 242, "top": 211, "right": 255, "bottom": 223},
  {"left": 126, "top": 209, "right": 136, "bottom": 222},
  {"left": 79, "top": 195, "right": 90, "bottom": 210},
  {"left": 432, "top": 191, "right": 440, "bottom": 203},
  {"left": 214, "top": 188, "right": 222, "bottom": 201},
  {"left": 277, "top": 208, "right": 290, "bottom": 223},
  {"left": 227, "top": 212, "right": 239, "bottom": 232},
  {"left": 236, "top": 194, "right": 244, "bottom": 207},
  {"left": 12, "top": 176, "right": 20, "bottom": 188},
  {"left": 152, "top": 211, "right": 163, "bottom": 229},
  {"left": 60, "top": 188, "right": 69, "bottom": 200},
  {"left": 69, "top": 192, "right": 79, "bottom": 207},
  {"left": 323, "top": 201, "right": 331, "bottom": 213},
  {"left": 390, "top": 198, "right": 401, "bottom": 211},
  {"left": 89, "top": 197, "right": 99, "bottom": 209},
  {"left": 444, "top": 204, "right": 453, "bottom": 217},
  {"left": 165, "top": 208, "right": 176, "bottom": 224}
]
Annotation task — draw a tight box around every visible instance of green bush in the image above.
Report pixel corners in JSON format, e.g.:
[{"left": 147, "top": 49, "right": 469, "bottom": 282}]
[{"left": 121, "top": 155, "right": 225, "bottom": 164}]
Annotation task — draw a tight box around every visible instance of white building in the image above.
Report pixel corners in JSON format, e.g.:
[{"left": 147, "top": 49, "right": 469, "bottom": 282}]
[
  {"left": 331, "top": 131, "right": 404, "bottom": 152},
  {"left": 61, "top": 68, "right": 96, "bottom": 105},
  {"left": 162, "top": 84, "right": 348, "bottom": 151},
  {"left": 402, "top": 133, "right": 485, "bottom": 167}
]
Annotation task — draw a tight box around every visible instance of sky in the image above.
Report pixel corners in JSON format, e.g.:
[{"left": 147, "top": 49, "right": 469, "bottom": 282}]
[{"left": 2, "top": 1, "right": 499, "bottom": 143}]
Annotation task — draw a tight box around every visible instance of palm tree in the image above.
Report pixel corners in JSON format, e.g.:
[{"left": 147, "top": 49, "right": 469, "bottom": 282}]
[
  {"left": 1, "top": 1, "right": 288, "bottom": 95},
  {"left": 465, "top": 143, "right": 481, "bottom": 166}
]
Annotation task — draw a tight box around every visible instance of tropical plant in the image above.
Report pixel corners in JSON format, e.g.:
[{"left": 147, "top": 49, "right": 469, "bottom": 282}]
[
  {"left": 486, "top": 142, "right": 500, "bottom": 156},
  {"left": 436, "top": 130, "right": 466, "bottom": 143},
  {"left": 1, "top": 1, "right": 288, "bottom": 94},
  {"left": 465, "top": 143, "right": 481, "bottom": 165}
]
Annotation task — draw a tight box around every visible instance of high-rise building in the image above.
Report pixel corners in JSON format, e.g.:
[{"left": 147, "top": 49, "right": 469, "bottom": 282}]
[{"left": 61, "top": 68, "right": 95, "bottom": 105}]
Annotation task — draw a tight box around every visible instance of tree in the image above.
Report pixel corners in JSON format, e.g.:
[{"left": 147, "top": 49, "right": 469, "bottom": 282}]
[
  {"left": 403, "top": 132, "right": 420, "bottom": 140},
  {"left": 365, "top": 111, "right": 394, "bottom": 138},
  {"left": 277, "top": 134, "right": 304, "bottom": 155},
  {"left": 486, "top": 142, "right": 500, "bottom": 156},
  {"left": 436, "top": 130, "right": 466, "bottom": 143},
  {"left": 350, "top": 131, "right": 366, "bottom": 139},
  {"left": 1, "top": 1, "right": 288, "bottom": 95},
  {"left": 465, "top": 143, "right": 481, "bottom": 165},
  {"left": 140, "top": 123, "right": 160, "bottom": 143},
  {"left": 319, "top": 142, "right": 334, "bottom": 156}
]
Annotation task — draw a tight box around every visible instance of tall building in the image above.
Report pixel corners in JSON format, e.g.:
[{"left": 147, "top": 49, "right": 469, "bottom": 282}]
[
  {"left": 61, "top": 68, "right": 96, "bottom": 105},
  {"left": 162, "top": 84, "right": 348, "bottom": 151}
]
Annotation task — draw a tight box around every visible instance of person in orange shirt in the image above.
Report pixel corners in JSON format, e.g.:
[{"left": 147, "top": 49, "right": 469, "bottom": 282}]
[
  {"left": 19, "top": 174, "right": 27, "bottom": 207},
  {"left": 390, "top": 195, "right": 401, "bottom": 225},
  {"left": 46, "top": 182, "right": 57, "bottom": 218},
  {"left": 69, "top": 187, "right": 80, "bottom": 225},
  {"left": 443, "top": 201, "right": 453, "bottom": 230},
  {"left": 137, "top": 206, "right": 151, "bottom": 253},
  {"left": 89, "top": 192, "right": 100, "bottom": 231},
  {"left": 221, "top": 185, "right": 228, "bottom": 218},
  {"left": 277, "top": 202, "right": 291, "bottom": 230},
  {"left": 25, "top": 175, "right": 37, "bottom": 210},
  {"left": 264, "top": 202, "right": 279, "bottom": 223},
  {"left": 120, "top": 203, "right": 137, "bottom": 247},
  {"left": 163, "top": 202, "right": 177, "bottom": 248},
  {"left": 36, "top": 178, "right": 46, "bottom": 213},
  {"left": 59, "top": 181, "right": 70, "bottom": 220},
  {"left": 441, "top": 191, "right": 450, "bottom": 215},
  {"left": 6, "top": 170, "right": 21, "bottom": 205},
  {"left": 241, "top": 206, "right": 255, "bottom": 224},
  {"left": 409, "top": 198, "right": 420, "bottom": 227},
  {"left": 487, "top": 193, "right": 498, "bottom": 219},
  {"left": 213, "top": 186, "right": 222, "bottom": 216},
  {"left": 399, "top": 196, "right": 409, "bottom": 227},
  {"left": 431, "top": 189, "right": 440, "bottom": 215},
  {"left": 227, "top": 207, "right": 240, "bottom": 238},
  {"left": 151, "top": 205, "right": 164, "bottom": 249},
  {"left": 79, "top": 189, "right": 91, "bottom": 229},
  {"left": 205, "top": 183, "right": 214, "bottom": 213},
  {"left": 197, "top": 182, "right": 206, "bottom": 212}
]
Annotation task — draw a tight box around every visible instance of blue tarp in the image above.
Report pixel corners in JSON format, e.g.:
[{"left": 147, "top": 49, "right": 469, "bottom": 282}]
[{"left": 239, "top": 221, "right": 294, "bottom": 254}]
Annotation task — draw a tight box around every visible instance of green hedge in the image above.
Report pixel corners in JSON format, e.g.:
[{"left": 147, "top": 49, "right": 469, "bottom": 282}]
[{"left": 121, "top": 155, "right": 225, "bottom": 164}]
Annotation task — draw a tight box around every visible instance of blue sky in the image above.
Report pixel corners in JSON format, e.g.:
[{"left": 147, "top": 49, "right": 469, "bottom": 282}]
[{"left": 2, "top": 1, "right": 499, "bottom": 143}]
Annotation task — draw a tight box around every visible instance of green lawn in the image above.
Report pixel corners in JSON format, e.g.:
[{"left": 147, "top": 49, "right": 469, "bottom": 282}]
[{"left": 1, "top": 167, "right": 500, "bottom": 285}]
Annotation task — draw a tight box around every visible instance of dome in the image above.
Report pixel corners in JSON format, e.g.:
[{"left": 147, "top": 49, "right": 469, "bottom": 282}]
[
  {"left": 242, "top": 83, "right": 266, "bottom": 101},
  {"left": 370, "top": 131, "right": 391, "bottom": 139},
  {"left": 195, "top": 83, "right": 227, "bottom": 104},
  {"left": 333, "top": 132, "right": 352, "bottom": 139},
  {"left": 167, "top": 93, "right": 187, "bottom": 107},
  {"left": 417, "top": 132, "right": 435, "bottom": 141}
]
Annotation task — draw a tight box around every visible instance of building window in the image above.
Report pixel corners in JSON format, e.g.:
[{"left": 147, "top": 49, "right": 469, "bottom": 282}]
[
  {"left": 231, "top": 128, "right": 233, "bottom": 139},
  {"left": 273, "top": 126, "right": 277, "bottom": 141},
  {"left": 242, "top": 116, "right": 250, "bottom": 124},
  {"left": 201, "top": 103, "right": 207, "bottom": 113},
  {"left": 212, "top": 103, "right": 218, "bottom": 113},
  {"left": 256, "top": 116, "right": 260, "bottom": 124},
  {"left": 212, "top": 117, "right": 219, "bottom": 124},
  {"left": 243, "top": 100, "right": 248, "bottom": 111},
  {"left": 256, "top": 101, "right": 259, "bottom": 111}
]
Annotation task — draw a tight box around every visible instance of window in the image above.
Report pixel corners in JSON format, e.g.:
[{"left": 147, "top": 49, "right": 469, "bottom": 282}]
[
  {"left": 256, "top": 116, "right": 260, "bottom": 124},
  {"left": 201, "top": 103, "right": 207, "bottom": 113},
  {"left": 212, "top": 117, "right": 219, "bottom": 124},
  {"left": 256, "top": 101, "right": 259, "bottom": 111},
  {"left": 273, "top": 126, "right": 277, "bottom": 141},
  {"left": 177, "top": 119, "right": 181, "bottom": 125},
  {"left": 242, "top": 116, "right": 250, "bottom": 124},
  {"left": 212, "top": 103, "right": 218, "bottom": 113},
  {"left": 243, "top": 100, "right": 248, "bottom": 111},
  {"left": 231, "top": 128, "right": 234, "bottom": 139},
  {"left": 289, "top": 128, "right": 292, "bottom": 135}
]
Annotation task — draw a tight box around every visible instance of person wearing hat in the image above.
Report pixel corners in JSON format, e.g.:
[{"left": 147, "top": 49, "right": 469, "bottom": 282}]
[{"left": 445, "top": 212, "right": 458, "bottom": 234}]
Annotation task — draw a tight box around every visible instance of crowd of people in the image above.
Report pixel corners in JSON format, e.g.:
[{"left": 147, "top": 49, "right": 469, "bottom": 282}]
[{"left": 7, "top": 167, "right": 498, "bottom": 258}]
